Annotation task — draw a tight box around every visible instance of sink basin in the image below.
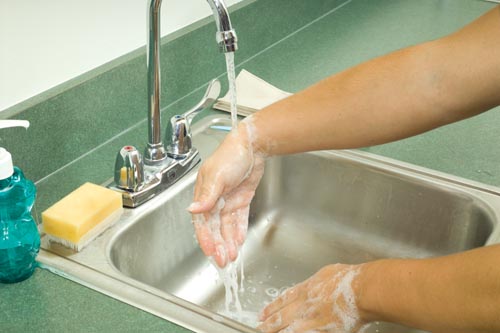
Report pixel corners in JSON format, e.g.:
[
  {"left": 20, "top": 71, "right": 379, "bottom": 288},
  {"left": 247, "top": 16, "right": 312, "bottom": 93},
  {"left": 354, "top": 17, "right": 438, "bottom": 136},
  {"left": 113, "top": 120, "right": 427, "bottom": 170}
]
[{"left": 39, "top": 115, "right": 500, "bottom": 333}]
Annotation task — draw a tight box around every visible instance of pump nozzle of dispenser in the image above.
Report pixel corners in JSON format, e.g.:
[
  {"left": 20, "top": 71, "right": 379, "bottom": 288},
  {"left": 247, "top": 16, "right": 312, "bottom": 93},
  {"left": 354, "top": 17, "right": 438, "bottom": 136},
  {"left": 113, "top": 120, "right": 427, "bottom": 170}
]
[{"left": 0, "top": 120, "right": 30, "bottom": 180}]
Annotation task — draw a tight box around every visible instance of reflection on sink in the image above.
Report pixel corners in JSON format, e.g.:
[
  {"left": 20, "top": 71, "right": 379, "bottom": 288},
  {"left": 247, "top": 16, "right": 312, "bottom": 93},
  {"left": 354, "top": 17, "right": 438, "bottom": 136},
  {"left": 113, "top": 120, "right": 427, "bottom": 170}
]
[{"left": 40, "top": 116, "right": 500, "bottom": 333}]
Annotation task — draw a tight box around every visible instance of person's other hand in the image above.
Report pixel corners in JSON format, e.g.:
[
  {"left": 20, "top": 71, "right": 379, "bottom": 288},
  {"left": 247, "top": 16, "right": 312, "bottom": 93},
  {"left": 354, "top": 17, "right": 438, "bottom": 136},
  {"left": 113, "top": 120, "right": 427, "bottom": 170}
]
[
  {"left": 258, "top": 264, "right": 369, "bottom": 333},
  {"left": 188, "top": 119, "right": 265, "bottom": 268}
]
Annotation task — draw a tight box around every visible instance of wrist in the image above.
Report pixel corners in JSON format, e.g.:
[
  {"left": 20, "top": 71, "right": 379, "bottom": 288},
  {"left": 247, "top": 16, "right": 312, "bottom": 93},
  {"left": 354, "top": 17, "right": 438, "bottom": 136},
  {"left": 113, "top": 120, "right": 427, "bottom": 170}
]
[
  {"left": 355, "top": 260, "right": 393, "bottom": 324},
  {"left": 239, "top": 114, "right": 270, "bottom": 157}
]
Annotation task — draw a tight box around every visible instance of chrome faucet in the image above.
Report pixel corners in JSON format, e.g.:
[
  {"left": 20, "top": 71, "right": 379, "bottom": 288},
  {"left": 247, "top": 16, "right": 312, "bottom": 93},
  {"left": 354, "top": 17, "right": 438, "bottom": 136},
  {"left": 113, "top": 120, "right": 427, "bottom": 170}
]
[{"left": 111, "top": 0, "right": 238, "bottom": 208}]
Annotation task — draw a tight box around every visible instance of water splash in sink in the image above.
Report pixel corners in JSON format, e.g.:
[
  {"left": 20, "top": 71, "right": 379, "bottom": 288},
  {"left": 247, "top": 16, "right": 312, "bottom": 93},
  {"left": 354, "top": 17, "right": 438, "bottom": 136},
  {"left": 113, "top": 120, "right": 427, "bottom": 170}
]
[{"left": 213, "top": 258, "right": 242, "bottom": 314}]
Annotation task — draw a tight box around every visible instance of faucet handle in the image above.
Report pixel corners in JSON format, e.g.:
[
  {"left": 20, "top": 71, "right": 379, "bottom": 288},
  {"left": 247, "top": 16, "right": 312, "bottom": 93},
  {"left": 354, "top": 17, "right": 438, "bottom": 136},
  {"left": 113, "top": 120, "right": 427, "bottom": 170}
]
[
  {"left": 114, "top": 145, "right": 145, "bottom": 191},
  {"left": 167, "top": 79, "right": 221, "bottom": 158},
  {"left": 184, "top": 79, "right": 221, "bottom": 121}
]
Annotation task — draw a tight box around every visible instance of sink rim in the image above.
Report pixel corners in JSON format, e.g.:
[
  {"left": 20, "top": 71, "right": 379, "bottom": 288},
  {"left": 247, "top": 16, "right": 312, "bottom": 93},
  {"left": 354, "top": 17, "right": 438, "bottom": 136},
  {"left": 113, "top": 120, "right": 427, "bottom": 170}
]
[{"left": 38, "top": 114, "right": 500, "bottom": 333}]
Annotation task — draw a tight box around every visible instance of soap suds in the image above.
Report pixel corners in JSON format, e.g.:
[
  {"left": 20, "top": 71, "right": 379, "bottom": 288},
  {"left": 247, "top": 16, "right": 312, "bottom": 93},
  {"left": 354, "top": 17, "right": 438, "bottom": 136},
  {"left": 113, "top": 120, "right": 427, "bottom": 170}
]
[
  {"left": 331, "top": 267, "right": 362, "bottom": 331},
  {"left": 260, "top": 265, "right": 368, "bottom": 333}
]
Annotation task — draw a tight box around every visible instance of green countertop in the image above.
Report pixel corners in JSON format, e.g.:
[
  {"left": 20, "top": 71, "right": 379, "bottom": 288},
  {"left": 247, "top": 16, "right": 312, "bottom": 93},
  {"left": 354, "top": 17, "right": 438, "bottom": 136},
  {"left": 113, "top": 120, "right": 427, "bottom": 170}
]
[
  {"left": 0, "top": 268, "right": 188, "bottom": 332},
  {"left": 1, "top": 0, "right": 498, "bottom": 332}
]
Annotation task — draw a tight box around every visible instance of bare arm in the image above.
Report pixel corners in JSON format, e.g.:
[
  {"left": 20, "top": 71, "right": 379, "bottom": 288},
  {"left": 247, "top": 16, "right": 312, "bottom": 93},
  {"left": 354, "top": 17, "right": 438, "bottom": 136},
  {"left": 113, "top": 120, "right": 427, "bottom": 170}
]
[
  {"left": 357, "top": 244, "right": 500, "bottom": 332},
  {"left": 250, "top": 6, "right": 500, "bottom": 156},
  {"left": 256, "top": 8, "right": 500, "bottom": 332},
  {"left": 259, "top": 244, "right": 500, "bottom": 333}
]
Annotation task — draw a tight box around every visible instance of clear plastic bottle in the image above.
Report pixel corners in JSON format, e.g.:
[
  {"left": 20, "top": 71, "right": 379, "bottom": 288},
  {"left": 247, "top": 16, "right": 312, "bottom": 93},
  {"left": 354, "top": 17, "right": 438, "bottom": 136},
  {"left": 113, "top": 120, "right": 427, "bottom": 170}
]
[{"left": 0, "top": 121, "right": 40, "bottom": 283}]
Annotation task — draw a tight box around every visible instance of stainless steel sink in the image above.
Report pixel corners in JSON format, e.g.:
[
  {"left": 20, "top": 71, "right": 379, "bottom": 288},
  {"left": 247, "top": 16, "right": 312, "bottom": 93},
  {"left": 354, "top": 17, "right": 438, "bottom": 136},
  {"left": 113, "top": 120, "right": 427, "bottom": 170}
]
[{"left": 39, "top": 115, "right": 500, "bottom": 333}]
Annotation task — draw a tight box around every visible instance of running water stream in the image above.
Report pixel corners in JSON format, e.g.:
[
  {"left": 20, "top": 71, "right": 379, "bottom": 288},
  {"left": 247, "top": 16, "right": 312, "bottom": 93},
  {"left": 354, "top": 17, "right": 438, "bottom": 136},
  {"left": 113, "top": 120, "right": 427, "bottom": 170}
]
[
  {"left": 210, "top": 53, "right": 279, "bottom": 328},
  {"left": 225, "top": 52, "right": 238, "bottom": 129},
  {"left": 215, "top": 51, "right": 247, "bottom": 323}
]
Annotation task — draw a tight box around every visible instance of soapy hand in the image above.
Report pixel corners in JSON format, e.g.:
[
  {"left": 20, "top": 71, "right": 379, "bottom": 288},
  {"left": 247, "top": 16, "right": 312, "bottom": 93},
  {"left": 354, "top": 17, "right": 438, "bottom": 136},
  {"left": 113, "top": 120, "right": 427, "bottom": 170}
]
[
  {"left": 258, "top": 264, "right": 369, "bottom": 333},
  {"left": 188, "top": 118, "right": 265, "bottom": 268}
]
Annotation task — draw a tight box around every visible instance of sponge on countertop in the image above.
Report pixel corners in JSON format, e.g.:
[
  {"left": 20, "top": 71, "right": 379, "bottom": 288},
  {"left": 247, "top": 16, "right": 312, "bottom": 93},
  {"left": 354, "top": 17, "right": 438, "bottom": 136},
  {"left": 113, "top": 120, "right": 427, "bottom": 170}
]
[{"left": 42, "top": 182, "right": 123, "bottom": 251}]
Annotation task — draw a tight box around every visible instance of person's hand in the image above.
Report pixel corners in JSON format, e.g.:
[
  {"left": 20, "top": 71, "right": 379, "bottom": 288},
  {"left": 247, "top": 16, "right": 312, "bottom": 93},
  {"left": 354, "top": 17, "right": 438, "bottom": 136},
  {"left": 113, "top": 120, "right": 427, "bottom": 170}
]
[
  {"left": 258, "top": 264, "right": 369, "bottom": 333},
  {"left": 188, "top": 119, "right": 265, "bottom": 268}
]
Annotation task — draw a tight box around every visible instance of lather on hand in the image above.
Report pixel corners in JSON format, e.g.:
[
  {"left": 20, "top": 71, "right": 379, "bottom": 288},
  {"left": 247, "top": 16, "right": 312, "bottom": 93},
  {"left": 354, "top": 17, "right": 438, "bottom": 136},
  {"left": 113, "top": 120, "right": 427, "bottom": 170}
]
[{"left": 188, "top": 118, "right": 265, "bottom": 268}]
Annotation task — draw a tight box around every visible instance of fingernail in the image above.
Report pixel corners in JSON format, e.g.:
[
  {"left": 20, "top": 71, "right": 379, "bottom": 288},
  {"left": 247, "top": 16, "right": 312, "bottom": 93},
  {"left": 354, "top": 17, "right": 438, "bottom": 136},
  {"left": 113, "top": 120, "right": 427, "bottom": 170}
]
[
  {"left": 223, "top": 240, "right": 233, "bottom": 261},
  {"left": 187, "top": 201, "right": 203, "bottom": 212},
  {"left": 215, "top": 245, "right": 227, "bottom": 268}
]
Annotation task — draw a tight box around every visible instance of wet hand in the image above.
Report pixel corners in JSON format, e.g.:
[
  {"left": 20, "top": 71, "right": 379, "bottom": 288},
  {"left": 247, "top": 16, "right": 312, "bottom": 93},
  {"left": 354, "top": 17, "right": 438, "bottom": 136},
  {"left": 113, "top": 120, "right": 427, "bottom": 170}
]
[
  {"left": 258, "top": 264, "right": 369, "bottom": 333},
  {"left": 188, "top": 119, "right": 265, "bottom": 268}
]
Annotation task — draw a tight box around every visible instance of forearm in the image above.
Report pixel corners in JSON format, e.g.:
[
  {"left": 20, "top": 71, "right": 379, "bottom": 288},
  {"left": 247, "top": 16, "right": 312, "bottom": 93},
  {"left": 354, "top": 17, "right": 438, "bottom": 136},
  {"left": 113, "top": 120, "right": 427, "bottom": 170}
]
[
  {"left": 248, "top": 7, "right": 500, "bottom": 157},
  {"left": 358, "top": 244, "right": 500, "bottom": 332}
]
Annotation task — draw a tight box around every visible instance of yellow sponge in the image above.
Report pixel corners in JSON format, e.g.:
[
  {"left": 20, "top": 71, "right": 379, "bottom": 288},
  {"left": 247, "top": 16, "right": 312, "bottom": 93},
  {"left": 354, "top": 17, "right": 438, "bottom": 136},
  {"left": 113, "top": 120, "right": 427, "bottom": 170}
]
[{"left": 42, "top": 182, "right": 123, "bottom": 251}]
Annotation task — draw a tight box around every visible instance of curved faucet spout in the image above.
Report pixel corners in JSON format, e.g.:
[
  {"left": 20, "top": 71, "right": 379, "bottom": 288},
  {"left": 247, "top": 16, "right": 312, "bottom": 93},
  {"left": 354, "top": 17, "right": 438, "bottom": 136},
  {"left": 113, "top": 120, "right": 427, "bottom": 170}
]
[{"left": 206, "top": 0, "right": 239, "bottom": 52}]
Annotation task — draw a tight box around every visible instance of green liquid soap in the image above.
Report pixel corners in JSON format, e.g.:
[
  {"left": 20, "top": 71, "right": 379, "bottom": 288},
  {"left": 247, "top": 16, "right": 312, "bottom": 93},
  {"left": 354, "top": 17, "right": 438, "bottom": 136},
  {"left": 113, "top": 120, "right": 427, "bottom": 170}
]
[{"left": 0, "top": 167, "right": 40, "bottom": 283}]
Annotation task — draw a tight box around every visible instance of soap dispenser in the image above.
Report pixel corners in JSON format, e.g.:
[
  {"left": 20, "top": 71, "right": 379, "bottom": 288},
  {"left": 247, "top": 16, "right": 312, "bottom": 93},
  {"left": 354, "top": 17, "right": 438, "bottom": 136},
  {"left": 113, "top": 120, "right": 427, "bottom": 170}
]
[{"left": 0, "top": 120, "right": 40, "bottom": 283}]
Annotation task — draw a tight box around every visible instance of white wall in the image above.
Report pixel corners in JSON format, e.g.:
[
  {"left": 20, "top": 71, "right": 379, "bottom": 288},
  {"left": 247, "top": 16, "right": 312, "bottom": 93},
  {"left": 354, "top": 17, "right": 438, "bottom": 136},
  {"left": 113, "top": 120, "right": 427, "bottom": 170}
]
[{"left": 0, "top": 0, "right": 241, "bottom": 112}]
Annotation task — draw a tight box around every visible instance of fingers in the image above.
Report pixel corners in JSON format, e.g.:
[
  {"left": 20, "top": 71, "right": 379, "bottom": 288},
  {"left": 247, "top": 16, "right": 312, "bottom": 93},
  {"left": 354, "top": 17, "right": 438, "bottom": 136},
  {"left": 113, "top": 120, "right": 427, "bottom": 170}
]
[
  {"left": 192, "top": 211, "right": 237, "bottom": 268},
  {"left": 192, "top": 199, "right": 229, "bottom": 268},
  {"left": 219, "top": 190, "right": 252, "bottom": 257},
  {"left": 234, "top": 206, "right": 249, "bottom": 246},
  {"left": 189, "top": 168, "right": 224, "bottom": 214},
  {"left": 192, "top": 214, "right": 216, "bottom": 257},
  {"left": 257, "top": 301, "right": 302, "bottom": 333},
  {"left": 187, "top": 200, "right": 213, "bottom": 214},
  {"left": 220, "top": 215, "right": 238, "bottom": 263},
  {"left": 280, "top": 320, "right": 332, "bottom": 333},
  {"left": 189, "top": 129, "right": 266, "bottom": 267},
  {"left": 260, "top": 285, "right": 301, "bottom": 321},
  {"left": 259, "top": 265, "right": 365, "bottom": 333},
  {"left": 213, "top": 243, "right": 228, "bottom": 268}
]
